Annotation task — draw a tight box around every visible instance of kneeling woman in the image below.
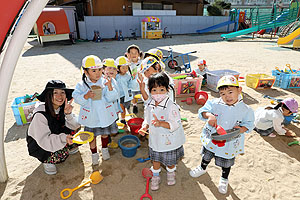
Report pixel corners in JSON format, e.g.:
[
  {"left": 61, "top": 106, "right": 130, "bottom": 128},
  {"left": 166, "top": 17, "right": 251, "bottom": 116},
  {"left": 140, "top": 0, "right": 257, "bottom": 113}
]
[{"left": 27, "top": 80, "right": 81, "bottom": 175}]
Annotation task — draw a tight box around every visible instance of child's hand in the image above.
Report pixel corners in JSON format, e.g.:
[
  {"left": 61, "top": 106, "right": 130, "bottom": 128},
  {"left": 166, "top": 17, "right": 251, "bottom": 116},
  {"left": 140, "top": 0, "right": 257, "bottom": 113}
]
[
  {"left": 105, "top": 77, "right": 113, "bottom": 91},
  {"left": 66, "top": 135, "right": 73, "bottom": 145},
  {"left": 137, "top": 73, "right": 145, "bottom": 89},
  {"left": 84, "top": 90, "right": 95, "bottom": 99},
  {"left": 285, "top": 130, "right": 294, "bottom": 137},
  {"left": 151, "top": 114, "right": 161, "bottom": 127},
  {"left": 234, "top": 126, "right": 248, "bottom": 133},
  {"left": 138, "top": 128, "right": 148, "bottom": 136},
  {"left": 207, "top": 115, "right": 217, "bottom": 128},
  {"left": 64, "top": 98, "right": 74, "bottom": 115}
]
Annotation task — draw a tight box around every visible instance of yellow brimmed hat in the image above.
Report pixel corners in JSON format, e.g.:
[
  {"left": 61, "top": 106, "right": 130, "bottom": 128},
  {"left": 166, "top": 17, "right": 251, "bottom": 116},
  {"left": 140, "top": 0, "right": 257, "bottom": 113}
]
[
  {"left": 217, "top": 75, "right": 239, "bottom": 90},
  {"left": 115, "top": 56, "right": 129, "bottom": 66},
  {"left": 103, "top": 58, "right": 117, "bottom": 69},
  {"left": 82, "top": 55, "right": 102, "bottom": 69}
]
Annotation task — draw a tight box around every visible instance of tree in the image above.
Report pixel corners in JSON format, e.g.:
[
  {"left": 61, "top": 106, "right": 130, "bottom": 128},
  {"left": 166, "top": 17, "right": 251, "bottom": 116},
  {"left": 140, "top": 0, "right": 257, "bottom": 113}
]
[{"left": 207, "top": 0, "right": 231, "bottom": 16}]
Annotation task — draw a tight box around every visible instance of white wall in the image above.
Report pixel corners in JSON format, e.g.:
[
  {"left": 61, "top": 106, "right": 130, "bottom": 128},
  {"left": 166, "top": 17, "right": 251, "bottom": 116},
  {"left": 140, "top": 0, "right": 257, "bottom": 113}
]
[{"left": 79, "top": 15, "right": 234, "bottom": 40}]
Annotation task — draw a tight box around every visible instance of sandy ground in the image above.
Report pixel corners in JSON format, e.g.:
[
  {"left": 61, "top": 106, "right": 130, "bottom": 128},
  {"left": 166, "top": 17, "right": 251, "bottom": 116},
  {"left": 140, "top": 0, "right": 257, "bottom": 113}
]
[{"left": 1, "top": 34, "right": 300, "bottom": 200}]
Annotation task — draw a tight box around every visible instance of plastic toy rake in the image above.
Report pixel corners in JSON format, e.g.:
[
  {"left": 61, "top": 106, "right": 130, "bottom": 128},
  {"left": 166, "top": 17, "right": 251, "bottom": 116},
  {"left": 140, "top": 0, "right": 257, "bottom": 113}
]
[{"left": 140, "top": 168, "right": 153, "bottom": 200}]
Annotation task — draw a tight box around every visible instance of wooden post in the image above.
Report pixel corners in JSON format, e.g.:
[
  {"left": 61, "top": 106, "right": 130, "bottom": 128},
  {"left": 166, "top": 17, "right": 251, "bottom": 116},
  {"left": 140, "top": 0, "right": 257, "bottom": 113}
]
[{"left": 0, "top": 0, "right": 48, "bottom": 182}]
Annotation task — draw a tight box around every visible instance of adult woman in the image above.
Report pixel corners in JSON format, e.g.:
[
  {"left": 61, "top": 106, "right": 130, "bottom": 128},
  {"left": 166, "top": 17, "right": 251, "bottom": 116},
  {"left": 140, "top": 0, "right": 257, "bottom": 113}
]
[{"left": 27, "top": 80, "right": 81, "bottom": 175}]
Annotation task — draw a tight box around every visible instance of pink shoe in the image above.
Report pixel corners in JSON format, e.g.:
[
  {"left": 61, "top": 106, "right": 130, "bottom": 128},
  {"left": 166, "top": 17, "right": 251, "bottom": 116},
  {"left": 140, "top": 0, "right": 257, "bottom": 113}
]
[
  {"left": 151, "top": 176, "right": 161, "bottom": 191},
  {"left": 268, "top": 133, "right": 276, "bottom": 137},
  {"left": 167, "top": 171, "right": 176, "bottom": 186}
]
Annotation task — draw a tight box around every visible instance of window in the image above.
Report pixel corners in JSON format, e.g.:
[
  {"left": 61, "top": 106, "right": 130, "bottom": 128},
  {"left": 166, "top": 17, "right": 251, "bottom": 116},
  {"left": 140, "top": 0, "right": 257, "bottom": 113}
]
[{"left": 142, "top": 3, "right": 163, "bottom": 10}]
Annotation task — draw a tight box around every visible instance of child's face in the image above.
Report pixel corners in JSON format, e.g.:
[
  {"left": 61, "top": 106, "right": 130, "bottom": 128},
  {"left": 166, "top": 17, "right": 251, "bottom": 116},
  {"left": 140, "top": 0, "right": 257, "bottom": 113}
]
[
  {"left": 119, "top": 65, "right": 129, "bottom": 74},
  {"left": 52, "top": 89, "right": 66, "bottom": 109},
  {"left": 198, "top": 64, "right": 205, "bottom": 71},
  {"left": 150, "top": 85, "right": 168, "bottom": 95},
  {"left": 144, "top": 67, "right": 159, "bottom": 78},
  {"left": 282, "top": 107, "right": 292, "bottom": 116},
  {"left": 105, "top": 67, "right": 117, "bottom": 78},
  {"left": 128, "top": 48, "right": 139, "bottom": 63},
  {"left": 219, "top": 86, "right": 242, "bottom": 106},
  {"left": 85, "top": 68, "right": 103, "bottom": 83}
]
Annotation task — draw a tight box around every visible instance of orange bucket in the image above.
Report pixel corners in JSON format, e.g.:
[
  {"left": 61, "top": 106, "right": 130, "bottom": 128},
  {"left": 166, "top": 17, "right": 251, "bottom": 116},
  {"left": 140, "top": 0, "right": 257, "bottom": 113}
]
[{"left": 127, "top": 118, "right": 144, "bottom": 135}]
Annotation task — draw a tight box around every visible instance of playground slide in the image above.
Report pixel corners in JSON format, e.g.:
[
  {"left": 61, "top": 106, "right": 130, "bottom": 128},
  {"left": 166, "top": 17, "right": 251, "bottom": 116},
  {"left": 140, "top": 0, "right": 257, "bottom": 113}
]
[
  {"left": 221, "top": 15, "right": 294, "bottom": 39},
  {"left": 196, "top": 20, "right": 235, "bottom": 34},
  {"left": 277, "top": 27, "right": 300, "bottom": 45}
]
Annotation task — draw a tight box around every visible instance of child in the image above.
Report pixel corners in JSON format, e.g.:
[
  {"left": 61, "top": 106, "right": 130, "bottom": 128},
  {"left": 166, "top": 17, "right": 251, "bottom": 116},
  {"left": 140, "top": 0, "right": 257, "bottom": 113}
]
[
  {"left": 254, "top": 98, "right": 298, "bottom": 137},
  {"left": 144, "top": 48, "right": 165, "bottom": 71},
  {"left": 126, "top": 44, "right": 143, "bottom": 114},
  {"left": 115, "top": 56, "right": 134, "bottom": 125},
  {"left": 138, "top": 57, "right": 175, "bottom": 104},
  {"left": 138, "top": 72, "right": 185, "bottom": 191},
  {"left": 195, "top": 59, "right": 208, "bottom": 83},
  {"left": 72, "top": 55, "right": 119, "bottom": 165},
  {"left": 189, "top": 75, "right": 254, "bottom": 194}
]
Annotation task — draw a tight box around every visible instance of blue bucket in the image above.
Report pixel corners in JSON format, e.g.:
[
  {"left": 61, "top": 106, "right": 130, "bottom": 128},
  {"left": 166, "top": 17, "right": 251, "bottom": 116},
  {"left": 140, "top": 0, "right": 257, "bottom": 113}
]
[{"left": 118, "top": 135, "right": 140, "bottom": 158}]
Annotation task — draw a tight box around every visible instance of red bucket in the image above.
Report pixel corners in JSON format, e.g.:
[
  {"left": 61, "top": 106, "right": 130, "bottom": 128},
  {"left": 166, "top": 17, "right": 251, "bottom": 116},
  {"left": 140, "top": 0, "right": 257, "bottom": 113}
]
[{"left": 127, "top": 118, "right": 144, "bottom": 135}]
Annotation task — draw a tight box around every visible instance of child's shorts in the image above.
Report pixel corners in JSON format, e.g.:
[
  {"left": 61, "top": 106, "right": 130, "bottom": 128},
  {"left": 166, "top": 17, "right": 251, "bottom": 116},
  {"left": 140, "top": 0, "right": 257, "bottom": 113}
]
[
  {"left": 149, "top": 146, "right": 184, "bottom": 166},
  {"left": 254, "top": 127, "right": 274, "bottom": 136},
  {"left": 120, "top": 96, "right": 131, "bottom": 109},
  {"left": 84, "top": 121, "right": 118, "bottom": 137},
  {"left": 201, "top": 147, "right": 235, "bottom": 168}
]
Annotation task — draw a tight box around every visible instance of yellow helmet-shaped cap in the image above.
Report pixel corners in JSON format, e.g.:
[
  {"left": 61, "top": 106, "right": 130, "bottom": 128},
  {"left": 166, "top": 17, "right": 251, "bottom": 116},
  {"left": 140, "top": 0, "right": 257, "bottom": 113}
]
[
  {"left": 115, "top": 56, "right": 129, "bottom": 66},
  {"left": 103, "top": 58, "right": 117, "bottom": 69},
  {"left": 139, "top": 57, "right": 158, "bottom": 74},
  {"left": 145, "top": 48, "right": 163, "bottom": 60},
  {"left": 217, "top": 75, "right": 239, "bottom": 90},
  {"left": 82, "top": 55, "right": 102, "bottom": 69}
]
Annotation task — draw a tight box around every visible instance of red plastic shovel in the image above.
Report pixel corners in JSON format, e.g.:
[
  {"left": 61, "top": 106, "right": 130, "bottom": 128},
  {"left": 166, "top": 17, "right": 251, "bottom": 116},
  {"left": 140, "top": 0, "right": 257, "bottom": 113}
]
[
  {"left": 181, "top": 97, "right": 193, "bottom": 105},
  {"left": 216, "top": 125, "right": 227, "bottom": 135},
  {"left": 140, "top": 168, "right": 153, "bottom": 200}
]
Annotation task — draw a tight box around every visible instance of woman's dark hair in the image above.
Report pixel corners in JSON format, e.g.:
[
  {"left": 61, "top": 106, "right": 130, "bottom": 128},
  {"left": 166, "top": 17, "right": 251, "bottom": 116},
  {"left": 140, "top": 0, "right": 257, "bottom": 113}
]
[
  {"left": 148, "top": 72, "right": 169, "bottom": 92},
  {"left": 44, "top": 90, "right": 66, "bottom": 117},
  {"left": 82, "top": 68, "right": 91, "bottom": 89},
  {"left": 265, "top": 102, "right": 291, "bottom": 113}
]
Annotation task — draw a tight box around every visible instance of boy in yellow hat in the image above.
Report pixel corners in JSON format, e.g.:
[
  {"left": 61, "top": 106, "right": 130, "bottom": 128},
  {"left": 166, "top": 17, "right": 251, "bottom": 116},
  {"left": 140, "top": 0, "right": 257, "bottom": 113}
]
[{"left": 189, "top": 75, "right": 254, "bottom": 195}]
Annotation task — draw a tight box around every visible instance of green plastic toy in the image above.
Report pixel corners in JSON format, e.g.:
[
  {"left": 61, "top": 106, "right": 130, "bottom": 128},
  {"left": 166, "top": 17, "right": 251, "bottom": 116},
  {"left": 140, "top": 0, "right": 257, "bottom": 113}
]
[
  {"left": 172, "top": 75, "right": 187, "bottom": 80},
  {"left": 288, "top": 141, "right": 300, "bottom": 146}
]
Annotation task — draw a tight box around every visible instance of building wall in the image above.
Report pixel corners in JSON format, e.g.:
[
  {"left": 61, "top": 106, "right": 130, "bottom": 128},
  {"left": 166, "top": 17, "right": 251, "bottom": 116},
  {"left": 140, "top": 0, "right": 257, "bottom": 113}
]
[
  {"left": 91, "top": 0, "right": 132, "bottom": 16},
  {"left": 174, "top": 3, "right": 203, "bottom": 15}
]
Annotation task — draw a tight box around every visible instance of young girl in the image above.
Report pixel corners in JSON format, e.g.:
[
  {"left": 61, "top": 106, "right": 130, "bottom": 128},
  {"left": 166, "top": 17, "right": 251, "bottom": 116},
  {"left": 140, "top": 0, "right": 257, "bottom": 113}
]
[
  {"left": 27, "top": 80, "right": 80, "bottom": 175},
  {"left": 144, "top": 48, "right": 165, "bottom": 71},
  {"left": 126, "top": 44, "right": 143, "bottom": 114},
  {"left": 254, "top": 98, "right": 298, "bottom": 137},
  {"left": 195, "top": 59, "right": 208, "bottom": 83},
  {"left": 115, "top": 56, "right": 134, "bottom": 125},
  {"left": 72, "top": 55, "right": 119, "bottom": 165},
  {"left": 137, "top": 57, "right": 175, "bottom": 104},
  {"left": 138, "top": 72, "right": 185, "bottom": 191}
]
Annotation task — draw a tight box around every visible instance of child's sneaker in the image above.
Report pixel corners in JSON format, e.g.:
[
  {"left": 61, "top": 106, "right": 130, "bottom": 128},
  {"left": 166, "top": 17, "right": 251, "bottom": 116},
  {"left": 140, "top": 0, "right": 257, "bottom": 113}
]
[
  {"left": 189, "top": 165, "right": 206, "bottom": 178},
  {"left": 167, "top": 171, "right": 176, "bottom": 186},
  {"left": 133, "top": 105, "right": 138, "bottom": 114},
  {"left": 218, "top": 177, "right": 229, "bottom": 194},
  {"left": 91, "top": 153, "right": 99, "bottom": 165},
  {"left": 151, "top": 176, "right": 161, "bottom": 191},
  {"left": 69, "top": 146, "right": 79, "bottom": 155},
  {"left": 102, "top": 148, "right": 110, "bottom": 160},
  {"left": 43, "top": 163, "right": 57, "bottom": 175}
]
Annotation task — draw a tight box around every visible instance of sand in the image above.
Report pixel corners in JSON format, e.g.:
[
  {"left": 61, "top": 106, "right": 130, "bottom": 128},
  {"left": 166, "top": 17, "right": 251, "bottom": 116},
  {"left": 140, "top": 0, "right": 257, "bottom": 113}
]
[{"left": 1, "top": 34, "right": 300, "bottom": 200}]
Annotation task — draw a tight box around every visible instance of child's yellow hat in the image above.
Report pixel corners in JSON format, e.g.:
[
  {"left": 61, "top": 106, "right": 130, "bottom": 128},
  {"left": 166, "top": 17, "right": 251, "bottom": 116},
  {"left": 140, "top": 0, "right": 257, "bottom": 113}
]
[
  {"left": 82, "top": 55, "right": 103, "bottom": 69},
  {"left": 103, "top": 58, "right": 117, "bottom": 69},
  {"left": 115, "top": 56, "right": 129, "bottom": 66},
  {"left": 144, "top": 48, "right": 163, "bottom": 60},
  {"left": 217, "top": 75, "right": 239, "bottom": 90}
]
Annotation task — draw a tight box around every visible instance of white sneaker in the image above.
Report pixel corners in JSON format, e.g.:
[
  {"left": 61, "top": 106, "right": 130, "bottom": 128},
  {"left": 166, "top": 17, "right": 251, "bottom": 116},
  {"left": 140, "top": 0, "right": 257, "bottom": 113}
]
[
  {"left": 151, "top": 176, "right": 161, "bottom": 191},
  {"left": 218, "top": 177, "right": 229, "bottom": 194},
  {"left": 189, "top": 165, "right": 206, "bottom": 178},
  {"left": 92, "top": 153, "right": 99, "bottom": 165},
  {"left": 69, "top": 147, "right": 79, "bottom": 155},
  {"left": 101, "top": 148, "right": 110, "bottom": 161},
  {"left": 43, "top": 163, "right": 57, "bottom": 175},
  {"left": 167, "top": 171, "right": 176, "bottom": 186}
]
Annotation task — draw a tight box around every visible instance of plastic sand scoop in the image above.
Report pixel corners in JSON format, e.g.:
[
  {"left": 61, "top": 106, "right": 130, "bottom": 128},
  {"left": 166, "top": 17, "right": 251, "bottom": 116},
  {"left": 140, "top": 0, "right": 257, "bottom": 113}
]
[
  {"left": 60, "top": 171, "right": 103, "bottom": 199},
  {"left": 212, "top": 128, "right": 240, "bottom": 141},
  {"left": 72, "top": 131, "right": 94, "bottom": 144},
  {"left": 140, "top": 168, "right": 153, "bottom": 200}
]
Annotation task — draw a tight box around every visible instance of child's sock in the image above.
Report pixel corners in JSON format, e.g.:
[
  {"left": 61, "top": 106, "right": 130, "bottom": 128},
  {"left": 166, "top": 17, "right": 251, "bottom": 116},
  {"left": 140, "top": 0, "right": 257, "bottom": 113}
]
[
  {"left": 150, "top": 166, "right": 161, "bottom": 176},
  {"left": 101, "top": 136, "right": 109, "bottom": 148},
  {"left": 201, "top": 159, "right": 210, "bottom": 170},
  {"left": 90, "top": 147, "right": 97, "bottom": 154},
  {"left": 166, "top": 166, "right": 176, "bottom": 172},
  {"left": 133, "top": 103, "right": 137, "bottom": 106},
  {"left": 221, "top": 167, "right": 231, "bottom": 179}
]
